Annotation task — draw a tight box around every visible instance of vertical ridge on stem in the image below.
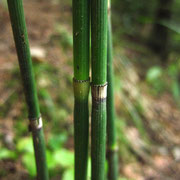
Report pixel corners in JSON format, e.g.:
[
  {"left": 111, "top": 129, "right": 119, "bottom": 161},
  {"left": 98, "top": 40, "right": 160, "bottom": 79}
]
[
  {"left": 91, "top": 0, "right": 108, "bottom": 179},
  {"left": 107, "top": 1, "right": 118, "bottom": 179},
  {"left": 7, "top": 0, "right": 49, "bottom": 179},
  {"left": 72, "top": 0, "right": 90, "bottom": 179}
]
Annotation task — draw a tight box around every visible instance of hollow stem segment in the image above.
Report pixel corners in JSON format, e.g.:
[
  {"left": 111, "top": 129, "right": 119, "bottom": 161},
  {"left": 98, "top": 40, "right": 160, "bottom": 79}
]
[
  {"left": 73, "top": 78, "right": 90, "bottom": 180},
  {"left": 7, "top": 0, "right": 49, "bottom": 179},
  {"left": 106, "top": 1, "right": 118, "bottom": 179},
  {"left": 91, "top": 0, "right": 108, "bottom": 179},
  {"left": 73, "top": 0, "right": 90, "bottom": 81},
  {"left": 73, "top": 0, "right": 90, "bottom": 179},
  {"left": 91, "top": 84, "right": 108, "bottom": 180}
]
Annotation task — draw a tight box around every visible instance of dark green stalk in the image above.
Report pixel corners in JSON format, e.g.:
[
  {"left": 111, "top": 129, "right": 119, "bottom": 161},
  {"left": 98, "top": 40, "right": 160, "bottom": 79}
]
[
  {"left": 73, "top": 0, "right": 90, "bottom": 81},
  {"left": 7, "top": 1, "right": 49, "bottom": 179},
  {"left": 91, "top": 0, "right": 108, "bottom": 179},
  {"left": 107, "top": 1, "right": 118, "bottom": 179},
  {"left": 72, "top": 0, "right": 90, "bottom": 179},
  {"left": 73, "top": 79, "right": 90, "bottom": 180}
]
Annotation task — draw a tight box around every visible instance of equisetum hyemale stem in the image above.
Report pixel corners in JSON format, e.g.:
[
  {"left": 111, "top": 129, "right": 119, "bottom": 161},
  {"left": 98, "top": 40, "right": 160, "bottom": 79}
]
[
  {"left": 91, "top": 83, "right": 108, "bottom": 180},
  {"left": 7, "top": 0, "right": 49, "bottom": 180},
  {"left": 73, "top": 0, "right": 90, "bottom": 179},
  {"left": 91, "top": 0, "right": 108, "bottom": 179},
  {"left": 106, "top": 0, "right": 119, "bottom": 180},
  {"left": 73, "top": 78, "right": 90, "bottom": 180}
]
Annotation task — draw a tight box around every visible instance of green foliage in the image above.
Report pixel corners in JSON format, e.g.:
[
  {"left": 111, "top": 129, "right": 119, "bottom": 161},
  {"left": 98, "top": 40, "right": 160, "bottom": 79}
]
[
  {"left": 48, "top": 133, "right": 67, "bottom": 151},
  {"left": 171, "top": 81, "right": 180, "bottom": 100},
  {"left": 168, "top": 60, "right": 179, "bottom": 77},
  {"left": 0, "top": 148, "right": 17, "bottom": 160},
  {"left": 15, "top": 136, "right": 76, "bottom": 178},
  {"left": 146, "top": 66, "right": 165, "bottom": 94},
  {"left": 46, "top": 150, "right": 57, "bottom": 170},
  {"left": 146, "top": 66, "right": 163, "bottom": 81},
  {"left": 33, "top": 62, "right": 73, "bottom": 132},
  {"left": 53, "top": 149, "right": 74, "bottom": 168},
  {"left": 17, "top": 137, "right": 34, "bottom": 153},
  {"left": 62, "top": 168, "right": 74, "bottom": 180},
  {"left": 16, "top": 137, "right": 36, "bottom": 176},
  {"left": 62, "top": 158, "right": 91, "bottom": 180},
  {"left": 161, "top": 20, "right": 180, "bottom": 34},
  {"left": 22, "top": 152, "right": 36, "bottom": 177},
  {"left": 1, "top": 59, "right": 74, "bottom": 177},
  {"left": 14, "top": 120, "right": 27, "bottom": 137},
  {"left": 145, "top": 61, "right": 180, "bottom": 104},
  {"left": 167, "top": 60, "right": 180, "bottom": 103},
  {"left": 54, "top": 25, "right": 73, "bottom": 50}
]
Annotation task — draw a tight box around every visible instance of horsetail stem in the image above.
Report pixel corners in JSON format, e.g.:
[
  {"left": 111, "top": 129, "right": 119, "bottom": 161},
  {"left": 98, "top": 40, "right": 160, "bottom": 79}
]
[
  {"left": 7, "top": 0, "right": 49, "bottom": 179},
  {"left": 107, "top": 1, "right": 118, "bottom": 179},
  {"left": 91, "top": 0, "right": 108, "bottom": 179},
  {"left": 73, "top": 0, "right": 90, "bottom": 179}
]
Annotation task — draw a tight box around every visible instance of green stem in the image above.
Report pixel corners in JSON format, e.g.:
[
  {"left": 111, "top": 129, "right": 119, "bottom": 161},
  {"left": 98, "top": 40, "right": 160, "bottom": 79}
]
[
  {"left": 91, "top": 0, "right": 108, "bottom": 85},
  {"left": 7, "top": 1, "right": 49, "bottom": 179},
  {"left": 73, "top": 0, "right": 90, "bottom": 81},
  {"left": 107, "top": 1, "right": 118, "bottom": 179},
  {"left": 73, "top": 0, "right": 90, "bottom": 179},
  {"left": 73, "top": 79, "right": 90, "bottom": 180},
  {"left": 91, "top": 0, "right": 108, "bottom": 179},
  {"left": 91, "top": 96, "right": 107, "bottom": 180}
]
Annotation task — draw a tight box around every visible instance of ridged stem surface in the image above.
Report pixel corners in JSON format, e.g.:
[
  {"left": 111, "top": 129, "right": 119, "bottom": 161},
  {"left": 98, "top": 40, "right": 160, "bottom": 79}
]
[
  {"left": 91, "top": 99, "right": 107, "bottom": 180},
  {"left": 73, "top": 0, "right": 90, "bottom": 179},
  {"left": 73, "top": 80, "right": 90, "bottom": 180},
  {"left": 91, "top": 0, "right": 108, "bottom": 179},
  {"left": 107, "top": 2, "right": 118, "bottom": 179},
  {"left": 91, "top": 0, "right": 108, "bottom": 85},
  {"left": 7, "top": 1, "right": 49, "bottom": 179},
  {"left": 73, "top": 0, "right": 90, "bottom": 80}
]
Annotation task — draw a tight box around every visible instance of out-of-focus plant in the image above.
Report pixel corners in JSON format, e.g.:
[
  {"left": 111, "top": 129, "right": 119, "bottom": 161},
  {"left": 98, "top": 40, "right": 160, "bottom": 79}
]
[
  {"left": 112, "top": 0, "right": 156, "bottom": 35},
  {"left": 0, "top": 0, "right": 8, "bottom": 8},
  {"left": 146, "top": 66, "right": 165, "bottom": 94},
  {"left": 1, "top": 57, "right": 74, "bottom": 178},
  {"left": 167, "top": 59, "right": 180, "bottom": 105},
  {"left": 0, "top": 148, "right": 17, "bottom": 160},
  {"left": 146, "top": 61, "right": 180, "bottom": 105},
  {"left": 51, "top": 25, "right": 73, "bottom": 50},
  {"left": 15, "top": 136, "right": 76, "bottom": 178}
]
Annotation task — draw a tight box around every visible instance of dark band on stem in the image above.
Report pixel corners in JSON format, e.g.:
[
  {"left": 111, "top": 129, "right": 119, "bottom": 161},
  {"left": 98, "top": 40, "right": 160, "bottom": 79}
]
[
  {"left": 73, "top": 77, "right": 90, "bottom": 83},
  {"left": 29, "top": 116, "right": 43, "bottom": 131},
  {"left": 91, "top": 82, "right": 108, "bottom": 101}
]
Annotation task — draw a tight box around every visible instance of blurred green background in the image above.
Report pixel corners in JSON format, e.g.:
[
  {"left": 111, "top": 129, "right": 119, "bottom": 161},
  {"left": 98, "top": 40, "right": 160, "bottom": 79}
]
[{"left": 0, "top": 0, "right": 180, "bottom": 179}]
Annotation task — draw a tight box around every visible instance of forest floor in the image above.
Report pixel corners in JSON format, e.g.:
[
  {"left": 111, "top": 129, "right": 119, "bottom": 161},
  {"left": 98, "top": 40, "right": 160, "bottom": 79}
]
[{"left": 0, "top": 0, "right": 180, "bottom": 180}]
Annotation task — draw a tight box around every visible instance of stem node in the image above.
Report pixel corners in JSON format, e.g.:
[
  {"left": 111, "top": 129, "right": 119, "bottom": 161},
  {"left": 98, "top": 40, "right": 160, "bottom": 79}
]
[
  {"left": 28, "top": 116, "right": 43, "bottom": 132},
  {"left": 91, "top": 83, "right": 108, "bottom": 101},
  {"left": 73, "top": 78, "right": 90, "bottom": 100}
]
